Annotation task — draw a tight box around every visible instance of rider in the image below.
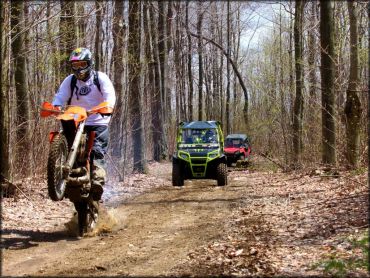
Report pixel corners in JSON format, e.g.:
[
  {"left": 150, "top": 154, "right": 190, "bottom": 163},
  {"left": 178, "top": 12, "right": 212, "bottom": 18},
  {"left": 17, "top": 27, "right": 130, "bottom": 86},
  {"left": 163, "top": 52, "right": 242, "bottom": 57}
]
[
  {"left": 202, "top": 129, "right": 217, "bottom": 143},
  {"left": 52, "top": 47, "right": 116, "bottom": 201}
]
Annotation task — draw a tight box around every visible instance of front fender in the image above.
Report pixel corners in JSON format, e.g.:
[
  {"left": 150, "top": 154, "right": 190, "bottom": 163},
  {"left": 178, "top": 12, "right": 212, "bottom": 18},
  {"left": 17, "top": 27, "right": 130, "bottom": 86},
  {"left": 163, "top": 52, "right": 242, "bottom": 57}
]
[
  {"left": 49, "top": 131, "right": 60, "bottom": 143},
  {"left": 212, "top": 153, "right": 227, "bottom": 164}
]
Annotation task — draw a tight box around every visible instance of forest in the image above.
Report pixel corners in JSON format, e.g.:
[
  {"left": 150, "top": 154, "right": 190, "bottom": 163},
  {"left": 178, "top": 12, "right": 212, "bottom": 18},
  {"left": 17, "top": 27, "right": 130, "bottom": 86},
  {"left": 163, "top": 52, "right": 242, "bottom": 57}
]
[
  {"left": 0, "top": 1, "right": 369, "bottom": 180},
  {"left": 1, "top": 1, "right": 369, "bottom": 276}
]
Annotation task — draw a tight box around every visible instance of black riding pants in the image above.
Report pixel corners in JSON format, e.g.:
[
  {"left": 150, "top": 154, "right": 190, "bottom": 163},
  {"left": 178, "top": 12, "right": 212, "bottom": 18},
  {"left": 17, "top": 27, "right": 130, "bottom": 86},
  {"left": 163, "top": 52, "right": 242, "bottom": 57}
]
[{"left": 84, "top": 125, "right": 109, "bottom": 169}]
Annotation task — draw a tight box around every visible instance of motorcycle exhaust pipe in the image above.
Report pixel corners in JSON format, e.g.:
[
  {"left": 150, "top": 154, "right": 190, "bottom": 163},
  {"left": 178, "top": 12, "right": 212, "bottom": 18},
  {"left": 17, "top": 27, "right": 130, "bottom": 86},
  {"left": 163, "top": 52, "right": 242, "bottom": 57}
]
[
  {"left": 70, "top": 166, "right": 88, "bottom": 176},
  {"left": 67, "top": 175, "right": 90, "bottom": 187}
]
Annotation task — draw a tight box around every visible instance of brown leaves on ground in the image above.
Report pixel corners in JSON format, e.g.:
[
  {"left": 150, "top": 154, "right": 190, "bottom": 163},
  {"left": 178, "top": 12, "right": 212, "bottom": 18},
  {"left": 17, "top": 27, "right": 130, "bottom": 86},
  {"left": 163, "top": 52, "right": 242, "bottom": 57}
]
[
  {"left": 1, "top": 158, "right": 368, "bottom": 276},
  {"left": 175, "top": 157, "right": 368, "bottom": 276}
]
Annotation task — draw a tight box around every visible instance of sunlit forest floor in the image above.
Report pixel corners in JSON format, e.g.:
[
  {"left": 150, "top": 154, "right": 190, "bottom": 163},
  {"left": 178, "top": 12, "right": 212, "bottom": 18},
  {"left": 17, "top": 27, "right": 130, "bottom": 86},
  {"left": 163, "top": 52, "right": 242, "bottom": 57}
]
[{"left": 2, "top": 157, "right": 368, "bottom": 276}]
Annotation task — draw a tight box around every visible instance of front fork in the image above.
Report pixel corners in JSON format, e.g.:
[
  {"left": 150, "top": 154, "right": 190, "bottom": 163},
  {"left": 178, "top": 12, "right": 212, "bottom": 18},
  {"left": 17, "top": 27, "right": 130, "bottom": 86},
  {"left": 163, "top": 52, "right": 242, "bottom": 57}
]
[
  {"left": 63, "top": 125, "right": 96, "bottom": 190},
  {"left": 62, "top": 121, "right": 86, "bottom": 179}
]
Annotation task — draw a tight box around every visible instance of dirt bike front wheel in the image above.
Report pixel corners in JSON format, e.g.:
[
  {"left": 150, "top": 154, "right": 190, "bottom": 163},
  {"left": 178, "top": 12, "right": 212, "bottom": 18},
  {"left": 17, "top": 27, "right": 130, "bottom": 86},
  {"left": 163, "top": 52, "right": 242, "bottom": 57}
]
[{"left": 47, "top": 133, "right": 68, "bottom": 201}]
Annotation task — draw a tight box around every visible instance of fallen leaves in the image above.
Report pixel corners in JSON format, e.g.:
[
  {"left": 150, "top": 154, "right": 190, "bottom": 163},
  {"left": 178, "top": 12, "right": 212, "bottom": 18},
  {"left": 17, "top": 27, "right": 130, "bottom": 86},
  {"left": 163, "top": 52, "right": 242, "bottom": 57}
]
[
  {"left": 2, "top": 158, "right": 368, "bottom": 276},
  {"left": 175, "top": 157, "right": 368, "bottom": 276}
]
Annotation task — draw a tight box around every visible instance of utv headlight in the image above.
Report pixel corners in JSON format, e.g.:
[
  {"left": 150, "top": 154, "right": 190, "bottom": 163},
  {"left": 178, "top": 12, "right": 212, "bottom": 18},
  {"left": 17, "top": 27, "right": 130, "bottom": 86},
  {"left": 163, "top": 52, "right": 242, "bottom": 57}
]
[
  {"left": 208, "top": 152, "right": 219, "bottom": 159},
  {"left": 179, "top": 152, "right": 189, "bottom": 160}
]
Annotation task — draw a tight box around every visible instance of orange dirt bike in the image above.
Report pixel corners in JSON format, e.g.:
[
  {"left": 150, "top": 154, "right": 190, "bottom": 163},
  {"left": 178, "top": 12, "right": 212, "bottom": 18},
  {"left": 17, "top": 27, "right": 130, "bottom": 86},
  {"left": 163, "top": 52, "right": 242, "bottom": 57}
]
[{"left": 40, "top": 102, "right": 113, "bottom": 236}]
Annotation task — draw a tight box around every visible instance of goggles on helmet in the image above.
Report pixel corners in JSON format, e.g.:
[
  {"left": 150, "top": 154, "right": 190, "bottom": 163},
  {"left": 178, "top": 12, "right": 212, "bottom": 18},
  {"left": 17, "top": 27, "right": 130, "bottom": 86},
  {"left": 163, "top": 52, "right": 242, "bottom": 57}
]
[{"left": 71, "top": 60, "right": 89, "bottom": 70}]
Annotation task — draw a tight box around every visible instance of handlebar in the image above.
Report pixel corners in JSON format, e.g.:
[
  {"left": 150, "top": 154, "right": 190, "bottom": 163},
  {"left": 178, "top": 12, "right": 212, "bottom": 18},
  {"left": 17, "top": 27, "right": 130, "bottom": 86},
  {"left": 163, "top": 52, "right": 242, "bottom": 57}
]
[{"left": 40, "top": 101, "right": 114, "bottom": 119}]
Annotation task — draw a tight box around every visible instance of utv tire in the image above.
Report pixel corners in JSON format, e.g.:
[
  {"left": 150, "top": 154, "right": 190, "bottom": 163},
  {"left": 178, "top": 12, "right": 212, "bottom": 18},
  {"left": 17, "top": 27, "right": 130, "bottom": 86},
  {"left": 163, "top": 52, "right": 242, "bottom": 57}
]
[
  {"left": 216, "top": 163, "right": 227, "bottom": 186},
  {"left": 47, "top": 134, "right": 68, "bottom": 201},
  {"left": 172, "top": 162, "right": 184, "bottom": 187}
]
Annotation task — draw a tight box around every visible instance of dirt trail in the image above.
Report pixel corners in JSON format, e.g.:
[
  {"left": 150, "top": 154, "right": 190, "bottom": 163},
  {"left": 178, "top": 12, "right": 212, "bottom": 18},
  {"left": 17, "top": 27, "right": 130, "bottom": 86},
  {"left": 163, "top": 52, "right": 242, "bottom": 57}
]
[
  {"left": 3, "top": 164, "right": 256, "bottom": 276},
  {"left": 2, "top": 160, "right": 368, "bottom": 277}
]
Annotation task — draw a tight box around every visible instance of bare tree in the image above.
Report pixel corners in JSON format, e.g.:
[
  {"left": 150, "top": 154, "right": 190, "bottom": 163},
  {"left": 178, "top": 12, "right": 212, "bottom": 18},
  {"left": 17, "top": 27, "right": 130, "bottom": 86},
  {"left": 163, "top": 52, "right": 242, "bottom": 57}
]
[
  {"left": 226, "top": 0, "right": 231, "bottom": 133},
  {"left": 188, "top": 32, "right": 249, "bottom": 126},
  {"left": 155, "top": 1, "right": 168, "bottom": 160},
  {"left": 0, "top": 0, "right": 10, "bottom": 180},
  {"left": 128, "top": 0, "right": 146, "bottom": 172},
  {"left": 344, "top": 1, "right": 362, "bottom": 168},
  {"left": 110, "top": 0, "right": 126, "bottom": 163},
  {"left": 95, "top": 0, "right": 103, "bottom": 70},
  {"left": 186, "top": 2, "right": 194, "bottom": 121},
  {"left": 307, "top": 1, "right": 318, "bottom": 144},
  {"left": 292, "top": 0, "right": 304, "bottom": 165},
  {"left": 76, "top": 3, "right": 86, "bottom": 46},
  {"left": 59, "top": 0, "right": 76, "bottom": 79},
  {"left": 11, "top": 0, "right": 31, "bottom": 176},
  {"left": 320, "top": 0, "right": 336, "bottom": 166},
  {"left": 197, "top": 1, "right": 204, "bottom": 121}
]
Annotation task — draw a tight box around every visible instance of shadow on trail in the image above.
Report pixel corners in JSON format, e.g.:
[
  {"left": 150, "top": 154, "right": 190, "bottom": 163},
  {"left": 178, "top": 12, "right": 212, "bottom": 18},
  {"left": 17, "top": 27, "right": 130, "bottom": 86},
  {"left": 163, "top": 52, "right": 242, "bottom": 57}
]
[
  {"left": 1, "top": 228, "right": 78, "bottom": 250},
  {"left": 122, "top": 192, "right": 298, "bottom": 207},
  {"left": 123, "top": 195, "right": 249, "bottom": 206}
]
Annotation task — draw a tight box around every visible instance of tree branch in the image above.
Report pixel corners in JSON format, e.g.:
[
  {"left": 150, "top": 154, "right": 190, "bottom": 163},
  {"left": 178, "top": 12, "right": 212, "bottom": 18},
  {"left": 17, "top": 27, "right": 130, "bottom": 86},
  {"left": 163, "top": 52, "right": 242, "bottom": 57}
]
[{"left": 187, "top": 31, "right": 249, "bottom": 103}]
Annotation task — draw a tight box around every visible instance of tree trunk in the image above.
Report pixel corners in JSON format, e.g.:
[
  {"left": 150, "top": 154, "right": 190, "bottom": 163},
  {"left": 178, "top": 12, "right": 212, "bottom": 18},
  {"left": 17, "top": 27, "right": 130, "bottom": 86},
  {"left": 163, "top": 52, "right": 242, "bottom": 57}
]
[
  {"left": 145, "top": 3, "right": 162, "bottom": 161},
  {"left": 288, "top": 1, "right": 294, "bottom": 130},
  {"left": 128, "top": 1, "right": 147, "bottom": 172},
  {"left": 197, "top": 1, "right": 204, "bottom": 121},
  {"left": 111, "top": 0, "right": 126, "bottom": 162},
  {"left": 156, "top": 1, "right": 168, "bottom": 160},
  {"left": 149, "top": 4, "right": 161, "bottom": 161},
  {"left": 232, "top": 5, "right": 241, "bottom": 131},
  {"left": 210, "top": 4, "right": 220, "bottom": 122},
  {"left": 320, "top": 0, "right": 336, "bottom": 166},
  {"left": 95, "top": 0, "right": 103, "bottom": 71},
  {"left": 76, "top": 3, "right": 86, "bottom": 46},
  {"left": 47, "top": 0, "right": 59, "bottom": 91},
  {"left": 344, "top": 0, "right": 362, "bottom": 168},
  {"left": 11, "top": 0, "right": 31, "bottom": 176},
  {"left": 0, "top": 0, "right": 10, "bottom": 180},
  {"left": 279, "top": 4, "right": 289, "bottom": 165},
  {"left": 226, "top": 0, "right": 231, "bottom": 134},
  {"left": 368, "top": 0, "right": 370, "bottom": 191},
  {"left": 166, "top": 0, "right": 173, "bottom": 53},
  {"left": 173, "top": 2, "right": 185, "bottom": 122},
  {"left": 59, "top": 0, "right": 76, "bottom": 78},
  {"left": 307, "top": 1, "right": 318, "bottom": 144},
  {"left": 292, "top": 0, "right": 304, "bottom": 165},
  {"left": 186, "top": 2, "right": 193, "bottom": 121}
]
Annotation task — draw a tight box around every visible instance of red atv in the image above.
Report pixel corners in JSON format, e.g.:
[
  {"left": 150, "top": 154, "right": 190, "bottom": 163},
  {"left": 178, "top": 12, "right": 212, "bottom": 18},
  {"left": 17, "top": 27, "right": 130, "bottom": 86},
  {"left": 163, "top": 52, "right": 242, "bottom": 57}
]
[{"left": 224, "top": 134, "right": 251, "bottom": 167}]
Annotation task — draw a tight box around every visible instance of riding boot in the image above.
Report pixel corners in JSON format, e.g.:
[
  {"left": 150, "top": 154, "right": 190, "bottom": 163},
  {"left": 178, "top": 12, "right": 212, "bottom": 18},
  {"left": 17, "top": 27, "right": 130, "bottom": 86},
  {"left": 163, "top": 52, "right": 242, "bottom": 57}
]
[{"left": 91, "top": 159, "right": 106, "bottom": 201}]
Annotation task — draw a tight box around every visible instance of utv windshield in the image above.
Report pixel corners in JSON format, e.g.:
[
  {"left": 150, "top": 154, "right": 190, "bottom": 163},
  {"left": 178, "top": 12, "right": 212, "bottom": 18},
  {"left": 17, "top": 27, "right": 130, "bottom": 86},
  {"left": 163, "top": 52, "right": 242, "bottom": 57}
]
[
  {"left": 225, "top": 138, "right": 243, "bottom": 148},
  {"left": 181, "top": 128, "right": 218, "bottom": 144}
]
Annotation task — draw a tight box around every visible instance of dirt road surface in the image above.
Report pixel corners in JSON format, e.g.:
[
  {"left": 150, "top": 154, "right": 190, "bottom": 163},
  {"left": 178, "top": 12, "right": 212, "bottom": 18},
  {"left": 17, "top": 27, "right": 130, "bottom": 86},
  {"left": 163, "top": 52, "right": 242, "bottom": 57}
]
[{"left": 2, "top": 159, "right": 368, "bottom": 276}]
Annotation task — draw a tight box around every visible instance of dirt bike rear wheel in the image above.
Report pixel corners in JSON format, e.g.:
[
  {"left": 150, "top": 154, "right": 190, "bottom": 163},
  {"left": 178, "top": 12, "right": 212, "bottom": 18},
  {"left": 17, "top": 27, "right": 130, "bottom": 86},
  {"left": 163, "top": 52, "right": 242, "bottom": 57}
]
[
  {"left": 47, "top": 133, "right": 68, "bottom": 201},
  {"left": 75, "top": 200, "right": 99, "bottom": 237}
]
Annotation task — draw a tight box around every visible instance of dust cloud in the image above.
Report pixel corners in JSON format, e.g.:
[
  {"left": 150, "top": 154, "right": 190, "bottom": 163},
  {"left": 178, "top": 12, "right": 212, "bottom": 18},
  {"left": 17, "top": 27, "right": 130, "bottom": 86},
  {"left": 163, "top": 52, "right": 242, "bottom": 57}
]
[{"left": 64, "top": 206, "right": 119, "bottom": 237}]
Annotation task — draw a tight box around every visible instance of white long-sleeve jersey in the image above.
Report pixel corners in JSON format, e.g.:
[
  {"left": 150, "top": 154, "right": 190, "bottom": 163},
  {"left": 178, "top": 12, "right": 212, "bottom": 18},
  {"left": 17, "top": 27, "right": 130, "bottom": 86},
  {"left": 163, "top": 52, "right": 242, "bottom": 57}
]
[{"left": 52, "top": 71, "right": 116, "bottom": 126}]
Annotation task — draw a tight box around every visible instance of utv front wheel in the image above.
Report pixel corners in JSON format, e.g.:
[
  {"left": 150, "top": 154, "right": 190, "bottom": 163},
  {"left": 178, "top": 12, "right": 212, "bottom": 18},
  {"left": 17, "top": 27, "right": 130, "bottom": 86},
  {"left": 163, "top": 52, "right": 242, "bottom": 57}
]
[
  {"left": 47, "top": 134, "right": 68, "bottom": 201},
  {"left": 172, "top": 162, "right": 184, "bottom": 187},
  {"left": 216, "top": 163, "right": 227, "bottom": 186}
]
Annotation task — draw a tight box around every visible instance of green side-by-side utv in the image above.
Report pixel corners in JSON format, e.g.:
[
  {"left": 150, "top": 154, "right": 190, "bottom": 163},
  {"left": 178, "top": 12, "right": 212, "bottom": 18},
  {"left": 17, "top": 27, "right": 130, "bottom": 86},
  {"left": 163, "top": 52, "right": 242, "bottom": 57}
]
[{"left": 172, "top": 121, "right": 228, "bottom": 186}]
